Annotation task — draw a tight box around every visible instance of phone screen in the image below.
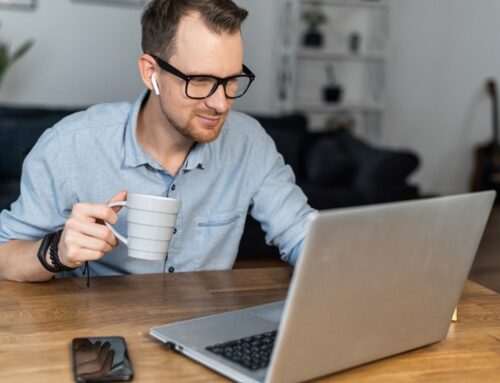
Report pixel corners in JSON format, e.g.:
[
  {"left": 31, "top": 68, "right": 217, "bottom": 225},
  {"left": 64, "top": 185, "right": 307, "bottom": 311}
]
[{"left": 71, "top": 337, "right": 134, "bottom": 382}]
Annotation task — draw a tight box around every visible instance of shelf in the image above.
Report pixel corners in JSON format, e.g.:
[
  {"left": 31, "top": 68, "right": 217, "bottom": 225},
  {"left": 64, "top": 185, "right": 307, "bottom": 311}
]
[
  {"left": 295, "top": 101, "right": 384, "bottom": 114},
  {"left": 298, "top": 48, "right": 385, "bottom": 62},
  {"left": 301, "top": 0, "right": 388, "bottom": 10}
]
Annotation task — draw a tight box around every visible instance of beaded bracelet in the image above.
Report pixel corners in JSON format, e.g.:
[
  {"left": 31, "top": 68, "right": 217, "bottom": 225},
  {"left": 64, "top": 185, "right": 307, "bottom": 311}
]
[{"left": 49, "top": 230, "right": 78, "bottom": 272}]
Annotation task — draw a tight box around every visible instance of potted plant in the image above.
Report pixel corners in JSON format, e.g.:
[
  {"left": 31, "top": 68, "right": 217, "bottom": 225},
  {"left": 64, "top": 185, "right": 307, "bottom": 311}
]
[
  {"left": 302, "top": 3, "right": 328, "bottom": 48},
  {"left": 0, "top": 25, "right": 34, "bottom": 88}
]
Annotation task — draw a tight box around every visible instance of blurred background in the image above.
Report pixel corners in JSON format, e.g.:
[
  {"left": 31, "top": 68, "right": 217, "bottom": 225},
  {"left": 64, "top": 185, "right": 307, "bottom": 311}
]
[{"left": 1, "top": 0, "right": 500, "bottom": 198}]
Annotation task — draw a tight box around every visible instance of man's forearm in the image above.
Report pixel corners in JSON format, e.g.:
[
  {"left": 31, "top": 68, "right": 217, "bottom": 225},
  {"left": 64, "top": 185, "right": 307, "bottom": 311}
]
[{"left": 0, "top": 239, "right": 55, "bottom": 282}]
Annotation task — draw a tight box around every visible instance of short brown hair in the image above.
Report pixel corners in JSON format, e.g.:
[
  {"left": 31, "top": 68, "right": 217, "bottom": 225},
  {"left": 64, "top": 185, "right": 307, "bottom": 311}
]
[{"left": 141, "top": 0, "right": 248, "bottom": 59}]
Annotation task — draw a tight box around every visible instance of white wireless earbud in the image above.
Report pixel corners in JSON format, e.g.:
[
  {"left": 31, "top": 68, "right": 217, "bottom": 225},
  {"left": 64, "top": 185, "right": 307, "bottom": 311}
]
[{"left": 151, "top": 73, "right": 160, "bottom": 96}]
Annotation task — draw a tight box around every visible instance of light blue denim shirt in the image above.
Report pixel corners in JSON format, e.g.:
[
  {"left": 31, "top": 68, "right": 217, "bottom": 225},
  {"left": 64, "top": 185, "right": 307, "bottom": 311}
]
[{"left": 0, "top": 91, "right": 316, "bottom": 276}]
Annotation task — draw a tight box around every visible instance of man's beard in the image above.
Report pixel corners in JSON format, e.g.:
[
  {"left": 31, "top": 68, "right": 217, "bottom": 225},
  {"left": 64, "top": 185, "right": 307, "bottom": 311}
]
[{"left": 159, "top": 102, "right": 227, "bottom": 143}]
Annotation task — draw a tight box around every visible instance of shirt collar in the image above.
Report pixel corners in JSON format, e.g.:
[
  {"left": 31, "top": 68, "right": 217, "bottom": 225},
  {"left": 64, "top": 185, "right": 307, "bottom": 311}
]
[
  {"left": 124, "top": 89, "right": 209, "bottom": 172},
  {"left": 124, "top": 90, "right": 158, "bottom": 169},
  {"left": 184, "top": 142, "right": 207, "bottom": 171}
]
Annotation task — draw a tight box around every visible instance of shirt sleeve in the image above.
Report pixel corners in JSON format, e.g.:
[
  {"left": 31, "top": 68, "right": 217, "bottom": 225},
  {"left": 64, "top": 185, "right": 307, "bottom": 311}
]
[
  {"left": 248, "top": 126, "right": 316, "bottom": 265},
  {"left": 285, "top": 238, "right": 305, "bottom": 266},
  {"left": 0, "top": 128, "right": 74, "bottom": 243}
]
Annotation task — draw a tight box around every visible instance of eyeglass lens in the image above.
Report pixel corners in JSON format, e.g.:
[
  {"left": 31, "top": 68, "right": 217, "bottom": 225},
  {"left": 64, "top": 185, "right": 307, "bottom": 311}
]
[{"left": 187, "top": 76, "right": 252, "bottom": 99}]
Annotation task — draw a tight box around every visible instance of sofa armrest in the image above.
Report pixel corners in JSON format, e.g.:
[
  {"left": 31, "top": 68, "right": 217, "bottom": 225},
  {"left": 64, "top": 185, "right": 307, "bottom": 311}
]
[
  {"left": 0, "top": 106, "right": 80, "bottom": 178},
  {"left": 333, "top": 130, "right": 420, "bottom": 189}
]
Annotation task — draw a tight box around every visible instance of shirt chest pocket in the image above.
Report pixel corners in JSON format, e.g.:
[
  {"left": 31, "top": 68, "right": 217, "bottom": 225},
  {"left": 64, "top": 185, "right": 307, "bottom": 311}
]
[
  {"left": 196, "top": 211, "right": 244, "bottom": 230},
  {"left": 194, "top": 210, "right": 246, "bottom": 252},
  {"left": 187, "top": 210, "right": 247, "bottom": 269}
]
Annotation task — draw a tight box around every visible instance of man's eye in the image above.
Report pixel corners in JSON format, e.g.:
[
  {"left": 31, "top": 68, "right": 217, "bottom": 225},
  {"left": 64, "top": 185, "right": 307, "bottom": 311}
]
[
  {"left": 226, "top": 78, "right": 238, "bottom": 87},
  {"left": 190, "top": 77, "right": 214, "bottom": 86}
]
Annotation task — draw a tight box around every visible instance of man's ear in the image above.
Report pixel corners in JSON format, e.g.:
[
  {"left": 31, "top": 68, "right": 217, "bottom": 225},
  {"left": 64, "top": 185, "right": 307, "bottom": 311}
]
[{"left": 138, "top": 54, "right": 158, "bottom": 94}]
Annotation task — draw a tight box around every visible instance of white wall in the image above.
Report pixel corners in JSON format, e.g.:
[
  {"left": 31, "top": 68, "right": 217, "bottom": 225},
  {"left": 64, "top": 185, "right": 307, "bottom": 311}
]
[
  {"left": 233, "top": 0, "right": 297, "bottom": 115},
  {"left": 3, "top": 0, "right": 500, "bottom": 195},
  {"left": 0, "top": 0, "right": 144, "bottom": 107},
  {"left": 233, "top": 0, "right": 281, "bottom": 115},
  {"left": 1, "top": 0, "right": 288, "bottom": 113},
  {"left": 384, "top": 0, "right": 500, "bottom": 195}
]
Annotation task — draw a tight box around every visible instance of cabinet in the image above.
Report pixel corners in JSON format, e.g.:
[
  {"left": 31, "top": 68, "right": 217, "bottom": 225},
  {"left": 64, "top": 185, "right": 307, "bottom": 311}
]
[{"left": 294, "top": 0, "right": 390, "bottom": 141}]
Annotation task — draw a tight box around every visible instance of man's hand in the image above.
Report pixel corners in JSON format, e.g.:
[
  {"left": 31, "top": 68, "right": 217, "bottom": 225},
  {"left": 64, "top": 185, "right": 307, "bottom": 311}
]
[{"left": 58, "top": 191, "right": 128, "bottom": 267}]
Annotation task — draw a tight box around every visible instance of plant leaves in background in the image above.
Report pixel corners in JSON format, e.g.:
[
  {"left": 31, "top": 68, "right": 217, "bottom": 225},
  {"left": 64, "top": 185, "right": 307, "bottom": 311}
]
[
  {"left": 11, "top": 39, "right": 34, "bottom": 63},
  {"left": 0, "top": 26, "right": 34, "bottom": 84}
]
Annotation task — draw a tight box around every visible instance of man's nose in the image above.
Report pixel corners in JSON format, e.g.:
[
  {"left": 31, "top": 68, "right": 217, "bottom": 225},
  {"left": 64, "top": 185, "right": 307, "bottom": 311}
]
[{"left": 204, "top": 84, "right": 231, "bottom": 113}]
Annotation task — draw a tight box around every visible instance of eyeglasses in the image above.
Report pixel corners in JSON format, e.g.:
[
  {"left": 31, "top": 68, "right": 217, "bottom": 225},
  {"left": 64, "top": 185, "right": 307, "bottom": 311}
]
[{"left": 150, "top": 54, "right": 255, "bottom": 100}]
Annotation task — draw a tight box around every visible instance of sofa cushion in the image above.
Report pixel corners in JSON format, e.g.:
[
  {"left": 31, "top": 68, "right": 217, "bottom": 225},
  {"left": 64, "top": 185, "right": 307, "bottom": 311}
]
[
  {"left": 253, "top": 114, "right": 307, "bottom": 174},
  {"left": 299, "top": 182, "right": 366, "bottom": 210},
  {"left": 304, "top": 138, "right": 357, "bottom": 186},
  {"left": 0, "top": 179, "right": 20, "bottom": 211},
  {"left": 333, "top": 129, "right": 420, "bottom": 185}
]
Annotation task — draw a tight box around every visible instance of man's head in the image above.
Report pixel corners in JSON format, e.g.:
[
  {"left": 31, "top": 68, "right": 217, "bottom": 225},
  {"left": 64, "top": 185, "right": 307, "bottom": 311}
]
[
  {"left": 139, "top": 0, "right": 250, "bottom": 143},
  {"left": 141, "top": 0, "right": 248, "bottom": 60}
]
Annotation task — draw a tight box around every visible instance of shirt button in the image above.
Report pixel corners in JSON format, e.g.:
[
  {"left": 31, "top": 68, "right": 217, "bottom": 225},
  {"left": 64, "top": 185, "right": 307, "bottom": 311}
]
[
  {"left": 168, "top": 267, "right": 175, "bottom": 273},
  {"left": 171, "top": 184, "right": 176, "bottom": 191},
  {"left": 173, "top": 228, "right": 177, "bottom": 234}
]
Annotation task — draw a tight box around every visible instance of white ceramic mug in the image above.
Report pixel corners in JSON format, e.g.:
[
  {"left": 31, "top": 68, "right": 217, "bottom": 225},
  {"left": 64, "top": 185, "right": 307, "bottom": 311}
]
[{"left": 105, "top": 193, "right": 181, "bottom": 261}]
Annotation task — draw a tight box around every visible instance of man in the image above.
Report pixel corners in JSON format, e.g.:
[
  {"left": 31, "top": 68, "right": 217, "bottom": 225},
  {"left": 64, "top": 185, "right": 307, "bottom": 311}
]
[{"left": 0, "top": 0, "right": 315, "bottom": 282}]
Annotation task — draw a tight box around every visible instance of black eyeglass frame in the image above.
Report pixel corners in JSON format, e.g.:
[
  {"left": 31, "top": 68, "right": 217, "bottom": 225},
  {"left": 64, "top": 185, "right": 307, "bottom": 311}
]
[{"left": 149, "top": 54, "right": 255, "bottom": 100}]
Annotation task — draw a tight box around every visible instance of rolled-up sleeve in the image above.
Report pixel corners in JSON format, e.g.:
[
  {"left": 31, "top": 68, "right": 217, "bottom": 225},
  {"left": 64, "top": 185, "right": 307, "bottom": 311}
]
[{"left": 0, "top": 128, "right": 73, "bottom": 243}]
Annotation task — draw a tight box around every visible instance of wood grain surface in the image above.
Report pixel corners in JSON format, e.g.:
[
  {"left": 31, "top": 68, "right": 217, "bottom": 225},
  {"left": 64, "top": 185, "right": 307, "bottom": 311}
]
[{"left": 0, "top": 267, "right": 499, "bottom": 382}]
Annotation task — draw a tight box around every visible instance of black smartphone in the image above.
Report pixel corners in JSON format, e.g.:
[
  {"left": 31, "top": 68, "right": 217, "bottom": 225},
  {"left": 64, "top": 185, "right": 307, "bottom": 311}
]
[{"left": 71, "top": 336, "right": 134, "bottom": 382}]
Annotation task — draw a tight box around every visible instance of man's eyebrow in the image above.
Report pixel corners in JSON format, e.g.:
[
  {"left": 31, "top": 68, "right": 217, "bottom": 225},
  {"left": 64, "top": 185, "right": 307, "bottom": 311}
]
[{"left": 189, "top": 67, "right": 245, "bottom": 78}]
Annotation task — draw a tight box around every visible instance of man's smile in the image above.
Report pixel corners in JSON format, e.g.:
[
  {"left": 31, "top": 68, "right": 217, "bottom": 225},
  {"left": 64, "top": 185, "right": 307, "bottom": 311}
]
[{"left": 196, "top": 114, "right": 223, "bottom": 127}]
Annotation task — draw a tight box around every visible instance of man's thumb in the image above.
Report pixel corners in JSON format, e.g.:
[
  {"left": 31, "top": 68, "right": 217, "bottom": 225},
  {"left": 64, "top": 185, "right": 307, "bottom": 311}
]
[{"left": 107, "top": 190, "right": 128, "bottom": 213}]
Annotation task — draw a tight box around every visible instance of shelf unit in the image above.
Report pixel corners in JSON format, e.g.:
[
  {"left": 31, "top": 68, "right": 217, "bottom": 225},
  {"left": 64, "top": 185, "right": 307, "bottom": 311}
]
[
  {"left": 302, "top": 0, "right": 388, "bottom": 10},
  {"left": 294, "top": 0, "right": 390, "bottom": 142},
  {"left": 298, "top": 48, "right": 385, "bottom": 63}
]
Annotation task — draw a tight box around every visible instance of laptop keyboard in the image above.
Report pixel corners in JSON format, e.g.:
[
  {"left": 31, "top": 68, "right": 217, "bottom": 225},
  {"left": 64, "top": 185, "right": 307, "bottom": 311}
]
[{"left": 206, "top": 330, "right": 278, "bottom": 370}]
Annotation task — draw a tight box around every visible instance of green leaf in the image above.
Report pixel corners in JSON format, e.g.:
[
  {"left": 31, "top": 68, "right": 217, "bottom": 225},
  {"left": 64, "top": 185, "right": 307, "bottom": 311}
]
[
  {"left": 11, "top": 39, "right": 34, "bottom": 63},
  {"left": 0, "top": 38, "right": 34, "bottom": 81},
  {"left": 0, "top": 43, "right": 9, "bottom": 76}
]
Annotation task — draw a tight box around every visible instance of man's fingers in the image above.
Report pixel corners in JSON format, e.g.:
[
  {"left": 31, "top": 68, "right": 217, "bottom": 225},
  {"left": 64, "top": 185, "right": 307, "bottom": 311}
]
[
  {"left": 65, "top": 219, "right": 118, "bottom": 248},
  {"left": 107, "top": 190, "right": 128, "bottom": 214},
  {"left": 69, "top": 234, "right": 114, "bottom": 254},
  {"left": 69, "top": 249, "right": 105, "bottom": 263},
  {"left": 71, "top": 203, "right": 118, "bottom": 225},
  {"left": 60, "top": 194, "right": 127, "bottom": 267}
]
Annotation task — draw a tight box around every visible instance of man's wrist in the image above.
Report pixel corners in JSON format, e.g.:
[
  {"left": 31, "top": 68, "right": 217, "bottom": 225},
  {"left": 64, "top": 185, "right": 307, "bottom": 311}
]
[
  {"left": 37, "top": 233, "right": 59, "bottom": 273},
  {"left": 37, "top": 231, "right": 78, "bottom": 273},
  {"left": 49, "top": 230, "right": 79, "bottom": 272}
]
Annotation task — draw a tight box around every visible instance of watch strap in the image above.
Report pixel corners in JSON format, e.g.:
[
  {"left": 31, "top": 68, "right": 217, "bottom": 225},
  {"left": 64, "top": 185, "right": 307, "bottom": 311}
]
[{"left": 37, "top": 232, "right": 59, "bottom": 273}]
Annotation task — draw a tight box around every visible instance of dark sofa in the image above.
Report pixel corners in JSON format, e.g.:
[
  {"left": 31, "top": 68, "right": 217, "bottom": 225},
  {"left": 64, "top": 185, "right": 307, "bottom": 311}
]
[
  {"left": 0, "top": 105, "right": 80, "bottom": 211},
  {"left": 0, "top": 105, "right": 419, "bottom": 260},
  {"left": 238, "top": 113, "right": 420, "bottom": 259}
]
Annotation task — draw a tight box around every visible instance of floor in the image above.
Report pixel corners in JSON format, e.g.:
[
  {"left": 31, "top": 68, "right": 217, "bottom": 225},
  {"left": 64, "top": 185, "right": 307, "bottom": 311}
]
[
  {"left": 470, "top": 205, "right": 500, "bottom": 293},
  {"left": 236, "top": 206, "right": 500, "bottom": 294}
]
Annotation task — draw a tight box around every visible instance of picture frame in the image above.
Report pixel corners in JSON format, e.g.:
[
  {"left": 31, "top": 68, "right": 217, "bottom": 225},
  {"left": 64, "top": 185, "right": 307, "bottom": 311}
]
[
  {"left": 0, "top": 0, "right": 37, "bottom": 10},
  {"left": 72, "top": 0, "right": 148, "bottom": 7}
]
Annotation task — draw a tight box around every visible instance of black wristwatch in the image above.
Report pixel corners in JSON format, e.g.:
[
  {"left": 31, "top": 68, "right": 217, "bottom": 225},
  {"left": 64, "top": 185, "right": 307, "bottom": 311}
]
[{"left": 37, "top": 230, "right": 78, "bottom": 273}]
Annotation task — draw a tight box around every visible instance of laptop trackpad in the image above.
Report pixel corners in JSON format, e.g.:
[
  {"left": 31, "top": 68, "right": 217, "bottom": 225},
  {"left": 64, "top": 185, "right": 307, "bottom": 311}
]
[{"left": 249, "top": 301, "right": 285, "bottom": 324}]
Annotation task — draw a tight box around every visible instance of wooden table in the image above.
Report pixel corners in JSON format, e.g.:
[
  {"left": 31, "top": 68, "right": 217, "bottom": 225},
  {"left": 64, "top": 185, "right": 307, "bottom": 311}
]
[{"left": 1, "top": 267, "right": 499, "bottom": 382}]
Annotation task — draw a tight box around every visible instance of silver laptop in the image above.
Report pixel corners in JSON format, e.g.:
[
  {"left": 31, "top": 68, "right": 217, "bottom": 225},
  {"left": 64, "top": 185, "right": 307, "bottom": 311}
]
[{"left": 150, "top": 191, "right": 495, "bottom": 383}]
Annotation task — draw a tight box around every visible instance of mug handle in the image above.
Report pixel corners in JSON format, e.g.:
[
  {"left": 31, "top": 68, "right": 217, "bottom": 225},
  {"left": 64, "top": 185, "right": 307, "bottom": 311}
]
[{"left": 105, "top": 201, "right": 128, "bottom": 245}]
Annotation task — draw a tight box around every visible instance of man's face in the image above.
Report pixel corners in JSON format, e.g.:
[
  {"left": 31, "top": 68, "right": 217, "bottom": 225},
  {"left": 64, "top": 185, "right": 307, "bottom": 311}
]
[{"left": 156, "top": 12, "right": 244, "bottom": 143}]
